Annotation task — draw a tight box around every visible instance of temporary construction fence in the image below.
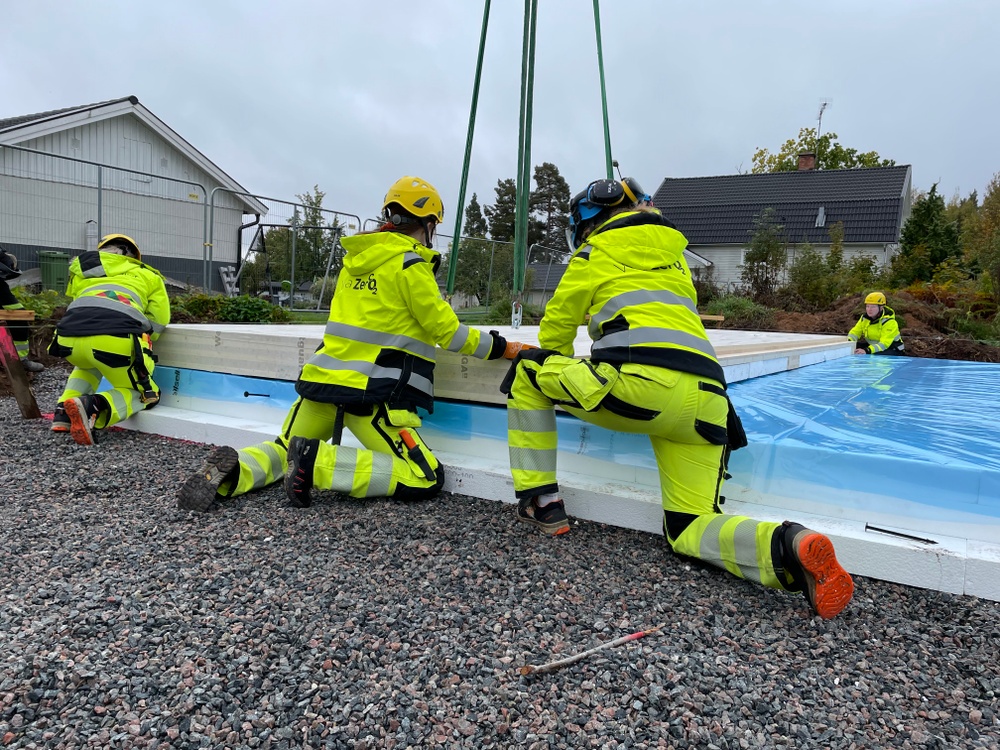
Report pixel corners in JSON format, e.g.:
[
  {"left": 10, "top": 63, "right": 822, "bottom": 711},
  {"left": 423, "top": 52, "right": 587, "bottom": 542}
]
[
  {"left": 2, "top": 143, "right": 565, "bottom": 312},
  {"left": 0, "top": 144, "right": 360, "bottom": 302}
]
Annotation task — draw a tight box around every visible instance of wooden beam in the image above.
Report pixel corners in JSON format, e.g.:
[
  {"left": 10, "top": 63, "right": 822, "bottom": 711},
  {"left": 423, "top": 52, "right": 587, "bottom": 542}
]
[
  {"left": 0, "top": 325, "right": 42, "bottom": 419},
  {"left": 0, "top": 310, "right": 36, "bottom": 321}
]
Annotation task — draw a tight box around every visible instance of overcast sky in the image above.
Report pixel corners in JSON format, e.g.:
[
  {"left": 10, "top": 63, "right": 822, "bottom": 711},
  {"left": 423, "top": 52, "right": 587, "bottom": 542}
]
[{"left": 3, "top": 0, "right": 998, "bottom": 231}]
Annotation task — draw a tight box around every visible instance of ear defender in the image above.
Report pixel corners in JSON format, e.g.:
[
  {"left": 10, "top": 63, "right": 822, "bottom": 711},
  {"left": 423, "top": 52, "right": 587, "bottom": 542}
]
[{"left": 588, "top": 179, "right": 626, "bottom": 208}]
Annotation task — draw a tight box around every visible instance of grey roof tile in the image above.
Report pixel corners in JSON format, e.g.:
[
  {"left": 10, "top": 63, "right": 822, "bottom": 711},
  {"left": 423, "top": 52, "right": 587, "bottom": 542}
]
[{"left": 652, "top": 166, "right": 911, "bottom": 245}]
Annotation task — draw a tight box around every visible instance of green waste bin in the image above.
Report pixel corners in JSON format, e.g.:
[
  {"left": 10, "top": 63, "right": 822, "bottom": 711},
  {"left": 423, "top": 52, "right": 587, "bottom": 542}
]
[{"left": 38, "top": 251, "right": 70, "bottom": 292}]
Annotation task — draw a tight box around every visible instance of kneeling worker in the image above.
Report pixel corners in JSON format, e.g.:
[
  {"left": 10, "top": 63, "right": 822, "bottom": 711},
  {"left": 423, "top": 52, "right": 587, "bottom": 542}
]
[
  {"left": 849, "top": 292, "right": 904, "bottom": 355},
  {"left": 502, "top": 177, "right": 854, "bottom": 619},
  {"left": 178, "top": 176, "right": 527, "bottom": 511},
  {"left": 49, "top": 234, "right": 169, "bottom": 444}
]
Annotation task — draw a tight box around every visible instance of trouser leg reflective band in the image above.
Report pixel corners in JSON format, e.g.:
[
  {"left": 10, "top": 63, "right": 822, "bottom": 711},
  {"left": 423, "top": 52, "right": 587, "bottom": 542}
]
[{"left": 668, "top": 513, "right": 787, "bottom": 589}]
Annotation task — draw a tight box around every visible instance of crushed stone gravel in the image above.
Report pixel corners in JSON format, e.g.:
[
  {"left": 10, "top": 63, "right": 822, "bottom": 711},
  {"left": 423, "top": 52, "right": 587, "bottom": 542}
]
[{"left": 1, "top": 368, "right": 998, "bottom": 749}]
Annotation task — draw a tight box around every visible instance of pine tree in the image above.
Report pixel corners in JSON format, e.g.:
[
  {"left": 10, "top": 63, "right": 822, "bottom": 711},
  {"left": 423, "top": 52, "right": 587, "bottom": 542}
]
[{"left": 529, "top": 162, "right": 570, "bottom": 261}]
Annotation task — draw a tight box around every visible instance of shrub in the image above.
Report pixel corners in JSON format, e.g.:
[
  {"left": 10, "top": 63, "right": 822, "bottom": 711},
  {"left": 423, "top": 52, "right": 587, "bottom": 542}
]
[
  {"left": 787, "top": 243, "right": 839, "bottom": 308},
  {"left": 705, "top": 294, "right": 775, "bottom": 328},
  {"left": 171, "top": 292, "right": 289, "bottom": 323},
  {"left": 13, "top": 287, "right": 71, "bottom": 318},
  {"left": 174, "top": 293, "right": 223, "bottom": 320},
  {"left": 218, "top": 295, "right": 289, "bottom": 323}
]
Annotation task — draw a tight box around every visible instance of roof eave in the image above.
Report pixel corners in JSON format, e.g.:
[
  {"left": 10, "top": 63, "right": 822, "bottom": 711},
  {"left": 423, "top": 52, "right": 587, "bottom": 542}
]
[{"left": 0, "top": 98, "right": 267, "bottom": 216}]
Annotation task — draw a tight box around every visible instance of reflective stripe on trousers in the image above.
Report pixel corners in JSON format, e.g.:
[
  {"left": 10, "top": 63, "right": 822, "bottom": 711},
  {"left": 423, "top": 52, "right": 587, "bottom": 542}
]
[
  {"left": 223, "top": 397, "right": 441, "bottom": 500},
  {"left": 55, "top": 334, "right": 155, "bottom": 427},
  {"left": 507, "top": 354, "right": 789, "bottom": 591}
]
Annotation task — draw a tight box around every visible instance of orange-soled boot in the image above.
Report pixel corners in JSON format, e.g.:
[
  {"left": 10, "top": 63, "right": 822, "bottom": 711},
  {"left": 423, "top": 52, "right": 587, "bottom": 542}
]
[{"left": 784, "top": 522, "right": 854, "bottom": 620}]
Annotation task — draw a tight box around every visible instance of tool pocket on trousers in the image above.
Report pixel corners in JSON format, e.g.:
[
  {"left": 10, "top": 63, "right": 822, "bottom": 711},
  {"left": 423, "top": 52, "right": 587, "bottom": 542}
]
[
  {"left": 385, "top": 408, "right": 422, "bottom": 429},
  {"left": 694, "top": 380, "right": 729, "bottom": 446},
  {"left": 94, "top": 350, "right": 133, "bottom": 369},
  {"left": 552, "top": 360, "right": 620, "bottom": 411},
  {"left": 47, "top": 335, "right": 72, "bottom": 358}
]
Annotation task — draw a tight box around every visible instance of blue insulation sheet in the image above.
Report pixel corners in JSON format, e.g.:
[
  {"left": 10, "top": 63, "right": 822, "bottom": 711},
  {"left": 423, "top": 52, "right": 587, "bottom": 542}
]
[
  {"left": 150, "top": 356, "right": 1000, "bottom": 531},
  {"left": 727, "top": 356, "right": 1000, "bottom": 521}
]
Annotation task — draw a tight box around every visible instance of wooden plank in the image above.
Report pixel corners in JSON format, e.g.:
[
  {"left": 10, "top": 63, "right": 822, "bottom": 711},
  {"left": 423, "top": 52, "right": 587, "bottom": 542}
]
[
  {"left": 0, "top": 325, "right": 42, "bottom": 419},
  {"left": 0, "top": 310, "right": 36, "bottom": 321},
  {"left": 699, "top": 314, "right": 725, "bottom": 322}
]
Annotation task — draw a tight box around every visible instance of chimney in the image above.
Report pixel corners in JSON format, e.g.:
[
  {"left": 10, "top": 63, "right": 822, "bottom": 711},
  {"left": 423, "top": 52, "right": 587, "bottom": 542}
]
[{"left": 797, "top": 152, "right": 817, "bottom": 171}]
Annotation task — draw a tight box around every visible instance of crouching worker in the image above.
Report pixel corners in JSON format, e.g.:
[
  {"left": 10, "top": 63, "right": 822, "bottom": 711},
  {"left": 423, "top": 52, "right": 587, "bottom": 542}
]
[
  {"left": 48, "top": 234, "right": 169, "bottom": 445},
  {"left": 849, "top": 291, "right": 905, "bottom": 355},
  {"left": 502, "top": 178, "right": 854, "bottom": 619},
  {"left": 178, "top": 176, "right": 526, "bottom": 512}
]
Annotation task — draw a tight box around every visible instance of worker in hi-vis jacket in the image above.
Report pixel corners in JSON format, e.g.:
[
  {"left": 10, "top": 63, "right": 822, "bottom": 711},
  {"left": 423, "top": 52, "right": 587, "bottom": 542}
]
[
  {"left": 849, "top": 291, "right": 905, "bottom": 355},
  {"left": 178, "top": 176, "right": 528, "bottom": 512},
  {"left": 501, "top": 177, "right": 854, "bottom": 620},
  {"left": 48, "top": 234, "right": 169, "bottom": 445}
]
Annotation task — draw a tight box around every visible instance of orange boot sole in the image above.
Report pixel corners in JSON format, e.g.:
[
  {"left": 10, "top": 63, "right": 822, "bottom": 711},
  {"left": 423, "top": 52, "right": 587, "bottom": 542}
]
[{"left": 795, "top": 532, "right": 854, "bottom": 619}]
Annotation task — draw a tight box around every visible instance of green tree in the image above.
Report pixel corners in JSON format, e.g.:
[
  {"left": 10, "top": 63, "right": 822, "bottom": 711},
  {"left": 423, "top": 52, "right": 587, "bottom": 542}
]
[
  {"left": 484, "top": 177, "right": 543, "bottom": 246},
  {"left": 787, "top": 242, "right": 831, "bottom": 307},
  {"left": 529, "top": 162, "right": 570, "bottom": 261},
  {"left": 485, "top": 178, "right": 518, "bottom": 242},
  {"left": 463, "top": 192, "right": 488, "bottom": 238},
  {"left": 966, "top": 173, "right": 1000, "bottom": 301},
  {"left": 451, "top": 195, "right": 503, "bottom": 304},
  {"left": 752, "top": 127, "right": 895, "bottom": 173},
  {"left": 891, "top": 184, "right": 961, "bottom": 285},
  {"left": 241, "top": 186, "right": 343, "bottom": 301},
  {"left": 741, "top": 208, "right": 787, "bottom": 302}
]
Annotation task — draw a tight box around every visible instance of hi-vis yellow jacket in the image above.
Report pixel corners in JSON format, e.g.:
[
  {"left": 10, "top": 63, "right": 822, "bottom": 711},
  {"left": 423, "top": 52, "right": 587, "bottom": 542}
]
[
  {"left": 848, "top": 305, "right": 904, "bottom": 354},
  {"left": 297, "top": 231, "right": 498, "bottom": 413},
  {"left": 57, "top": 251, "right": 170, "bottom": 340},
  {"left": 541, "top": 211, "right": 724, "bottom": 386}
]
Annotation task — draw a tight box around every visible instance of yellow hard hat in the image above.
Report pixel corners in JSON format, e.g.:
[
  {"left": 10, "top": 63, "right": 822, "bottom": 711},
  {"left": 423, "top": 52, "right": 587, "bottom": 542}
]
[
  {"left": 98, "top": 233, "right": 142, "bottom": 261},
  {"left": 382, "top": 176, "right": 444, "bottom": 224},
  {"left": 864, "top": 292, "right": 886, "bottom": 305}
]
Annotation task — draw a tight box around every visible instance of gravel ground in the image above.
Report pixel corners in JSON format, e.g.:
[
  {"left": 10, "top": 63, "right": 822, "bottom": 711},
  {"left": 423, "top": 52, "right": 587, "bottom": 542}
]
[{"left": 2, "top": 368, "right": 999, "bottom": 749}]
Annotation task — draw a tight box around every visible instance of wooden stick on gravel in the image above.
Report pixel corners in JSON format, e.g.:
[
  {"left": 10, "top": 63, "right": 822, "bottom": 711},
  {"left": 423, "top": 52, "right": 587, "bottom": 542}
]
[{"left": 519, "top": 624, "right": 665, "bottom": 676}]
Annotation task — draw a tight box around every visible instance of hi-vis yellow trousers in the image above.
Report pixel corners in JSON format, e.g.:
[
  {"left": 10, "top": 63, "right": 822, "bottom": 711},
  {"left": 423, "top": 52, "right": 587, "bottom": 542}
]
[
  {"left": 219, "top": 398, "right": 444, "bottom": 501},
  {"left": 507, "top": 354, "right": 792, "bottom": 590},
  {"left": 51, "top": 333, "right": 158, "bottom": 428}
]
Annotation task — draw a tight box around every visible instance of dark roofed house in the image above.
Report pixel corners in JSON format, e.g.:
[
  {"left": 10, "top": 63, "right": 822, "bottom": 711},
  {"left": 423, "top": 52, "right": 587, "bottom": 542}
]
[{"left": 651, "top": 163, "right": 912, "bottom": 290}]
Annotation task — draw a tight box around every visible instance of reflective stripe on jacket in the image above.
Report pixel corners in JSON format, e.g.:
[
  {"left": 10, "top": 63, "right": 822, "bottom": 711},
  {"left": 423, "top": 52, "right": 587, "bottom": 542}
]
[
  {"left": 57, "top": 251, "right": 170, "bottom": 340},
  {"left": 848, "top": 305, "right": 904, "bottom": 353},
  {"left": 540, "top": 211, "right": 725, "bottom": 385},
  {"left": 296, "top": 231, "right": 494, "bottom": 412}
]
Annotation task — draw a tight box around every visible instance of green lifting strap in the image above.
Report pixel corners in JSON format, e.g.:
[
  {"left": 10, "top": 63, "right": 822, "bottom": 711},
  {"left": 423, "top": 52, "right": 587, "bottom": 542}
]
[
  {"left": 447, "top": 0, "right": 492, "bottom": 296},
  {"left": 449, "top": 0, "right": 614, "bottom": 302}
]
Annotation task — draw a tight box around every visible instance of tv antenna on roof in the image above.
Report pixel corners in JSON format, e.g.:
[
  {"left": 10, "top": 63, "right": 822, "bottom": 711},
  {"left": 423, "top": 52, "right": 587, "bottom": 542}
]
[{"left": 816, "top": 99, "right": 832, "bottom": 168}]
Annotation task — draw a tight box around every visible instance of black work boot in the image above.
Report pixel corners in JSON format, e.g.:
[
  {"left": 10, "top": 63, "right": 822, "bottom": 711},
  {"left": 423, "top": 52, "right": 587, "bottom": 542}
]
[
  {"left": 64, "top": 394, "right": 108, "bottom": 446},
  {"left": 516, "top": 495, "right": 570, "bottom": 536},
  {"left": 285, "top": 437, "right": 318, "bottom": 508},
  {"left": 51, "top": 403, "right": 71, "bottom": 433},
  {"left": 781, "top": 521, "right": 854, "bottom": 620},
  {"left": 177, "top": 446, "right": 240, "bottom": 512}
]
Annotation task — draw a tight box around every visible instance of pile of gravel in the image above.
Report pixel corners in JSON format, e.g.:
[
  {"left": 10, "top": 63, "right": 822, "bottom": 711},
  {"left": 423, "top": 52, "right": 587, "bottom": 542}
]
[{"left": 2, "top": 369, "right": 998, "bottom": 749}]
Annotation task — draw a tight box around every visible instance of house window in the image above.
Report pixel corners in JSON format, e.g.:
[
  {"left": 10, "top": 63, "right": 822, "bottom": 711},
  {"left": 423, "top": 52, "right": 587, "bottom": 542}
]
[{"left": 815, "top": 206, "right": 826, "bottom": 227}]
